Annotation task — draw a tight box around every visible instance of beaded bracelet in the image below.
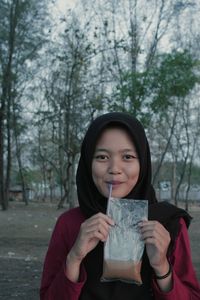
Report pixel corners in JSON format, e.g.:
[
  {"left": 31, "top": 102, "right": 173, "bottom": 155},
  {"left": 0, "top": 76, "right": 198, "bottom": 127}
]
[{"left": 155, "top": 264, "right": 172, "bottom": 280}]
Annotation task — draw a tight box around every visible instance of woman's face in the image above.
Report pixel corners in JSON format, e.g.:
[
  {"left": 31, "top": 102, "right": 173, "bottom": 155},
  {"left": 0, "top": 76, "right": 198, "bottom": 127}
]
[{"left": 92, "top": 127, "right": 140, "bottom": 198}]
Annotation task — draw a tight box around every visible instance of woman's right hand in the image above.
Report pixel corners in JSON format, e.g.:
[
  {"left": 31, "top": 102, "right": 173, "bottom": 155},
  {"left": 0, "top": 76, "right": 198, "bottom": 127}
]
[
  {"left": 70, "top": 212, "right": 114, "bottom": 262},
  {"left": 65, "top": 213, "right": 114, "bottom": 282}
]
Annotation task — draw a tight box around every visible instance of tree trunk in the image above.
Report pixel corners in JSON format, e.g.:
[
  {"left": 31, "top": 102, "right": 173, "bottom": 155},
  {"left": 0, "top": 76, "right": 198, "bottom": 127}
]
[
  {"left": 57, "top": 160, "right": 72, "bottom": 209},
  {"left": 0, "top": 1, "right": 19, "bottom": 210},
  {"left": 185, "top": 127, "right": 198, "bottom": 211},
  {"left": 17, "top": 148, "right": 28, "bottom": 205},
  {"left": 0, "top": 109, "right": 6, "bottom": 210},
  {"left": 172, "top": 157, "right": 177, "bottom": 206},
  {"left": 152, "top": 107, "right": 178, "bottom": 185},
  {"left": 5, "top": 92, "right": 12, "bottom": 208}
]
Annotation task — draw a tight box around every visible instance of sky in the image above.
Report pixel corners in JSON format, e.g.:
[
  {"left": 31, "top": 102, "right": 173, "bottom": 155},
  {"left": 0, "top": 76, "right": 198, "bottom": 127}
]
[
  {"left": 48, "top": 0, "right": 79, "bottom": 40},
  {"left": 56, "top": 0, "right": 77, "bottom": 12}
]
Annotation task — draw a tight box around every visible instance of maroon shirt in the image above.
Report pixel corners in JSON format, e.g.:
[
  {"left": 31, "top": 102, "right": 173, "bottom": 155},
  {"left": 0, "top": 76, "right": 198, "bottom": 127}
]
[{"left": 40, "top": 207, "right": 200, "bottom": 300}]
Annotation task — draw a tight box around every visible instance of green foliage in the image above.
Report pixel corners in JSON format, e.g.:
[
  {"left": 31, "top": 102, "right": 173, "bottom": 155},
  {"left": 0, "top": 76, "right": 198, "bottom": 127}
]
[
  {"left": 110, "top": 50, "right": 199, "bottom": 124},
  {"left": 149, "top": 50, "right": 199, "bottom": 113},
  {"left": 117, "top": 72, "right": 146, "bottom": 104},
  {"left": 12, "top": 167, "right": 43, "bottom": 187},
  {"left": 0, "top": 0, "right": 48, "bottom": 69},
  {"left": 188, "top": 164, "right": 200, "bottom": 184},
  {"left": 110, "top": 71, "right": 150, "bottom": 123}
]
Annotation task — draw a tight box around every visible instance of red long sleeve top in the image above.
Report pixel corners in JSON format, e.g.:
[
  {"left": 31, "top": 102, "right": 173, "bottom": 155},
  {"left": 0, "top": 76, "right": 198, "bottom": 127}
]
[{"left": 40, "top": 207, "right": 200, "bottom": 300}]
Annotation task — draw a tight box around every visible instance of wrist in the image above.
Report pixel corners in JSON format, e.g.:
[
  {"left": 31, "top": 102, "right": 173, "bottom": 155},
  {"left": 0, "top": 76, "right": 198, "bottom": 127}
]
[
  {"left": 155, "top": 264, "right": 172, "bottom": 280},
  {"left": 67, "top": 250, "right": 83, "bottom": 266},
  {"left": 65, "top": 251, "right": 82, "bottom": 283},
  {"left": 153, "top": 260, "right": 170, "bottom": 277}
]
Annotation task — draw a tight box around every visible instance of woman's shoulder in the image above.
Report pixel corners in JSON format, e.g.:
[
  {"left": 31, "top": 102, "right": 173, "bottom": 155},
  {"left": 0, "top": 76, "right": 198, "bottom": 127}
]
[
  {"left": 57, "top": 206, "right": 86, "bottom": 226},
  {"left": 54, "top": 207, "right": 86, "bottom": 245}
]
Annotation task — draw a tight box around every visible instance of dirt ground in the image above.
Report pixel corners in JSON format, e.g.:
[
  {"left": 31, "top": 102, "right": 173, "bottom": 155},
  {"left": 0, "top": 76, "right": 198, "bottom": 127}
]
[{"left": 0, "top": 201, "right": 200, "bottom": 300}]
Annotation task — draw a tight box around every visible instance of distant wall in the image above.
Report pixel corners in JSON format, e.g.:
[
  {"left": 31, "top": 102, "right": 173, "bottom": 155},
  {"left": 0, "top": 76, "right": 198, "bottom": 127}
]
[{"left": 157, "top": 183, "right": 200, "bottom": 202}]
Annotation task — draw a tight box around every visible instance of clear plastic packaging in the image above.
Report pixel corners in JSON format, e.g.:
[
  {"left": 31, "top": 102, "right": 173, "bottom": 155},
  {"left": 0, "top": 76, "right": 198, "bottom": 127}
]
[{"left": 101, "top": 198, "right": 148, "bottom": 284}]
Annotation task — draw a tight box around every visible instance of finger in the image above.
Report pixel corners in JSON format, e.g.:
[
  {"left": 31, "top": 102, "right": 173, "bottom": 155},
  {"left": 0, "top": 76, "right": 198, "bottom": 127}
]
[
  {"left": 83, "top": 217, "right": 113, "bottom": 235},
  {"left": 141, "top": 227, "right": 167, "bottom": 241},
  {"left": 139, "top": 220, "right": 163, "bottom": 231},
  {"left": 139, "top": 221, "right": 170, "bottom": 241},
  {"left": 143, "top": 237, "right": 167, "bottom": 256},
  {"left": 91, "top": 212, "right": 115, "bottom": 226},
  {"left": 140, "top": 224, "right": 170, "bottom": 252},
  {"left": 86, "top": 229, "right": 108, "bottom": 242},
  {"left": 142, "top": 232, "right": 170, "bottom": 255},
  {"left": 85, "top": 223, "right": 110, "bottom": 240},
  {"left": 81, "top": 217, "right": 112, "bottom": 241},
  {"left": 142, "top": 231, "right": 170, "bottom": 251},
  {"left": 84, "top": 213, "right": 114, "bottom": 232}
]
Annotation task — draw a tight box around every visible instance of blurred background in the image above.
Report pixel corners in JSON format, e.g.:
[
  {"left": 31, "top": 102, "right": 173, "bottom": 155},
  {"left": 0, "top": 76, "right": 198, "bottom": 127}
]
[
  {"left": 0, "top": 0, "right": 200, "bottom": 298},
  {"left": 0, "top": 0, "right": 200, "bottom": 210}
]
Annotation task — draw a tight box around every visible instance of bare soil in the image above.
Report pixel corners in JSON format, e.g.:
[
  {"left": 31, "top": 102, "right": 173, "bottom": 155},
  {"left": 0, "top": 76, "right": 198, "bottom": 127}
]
[
  {"left": 0, "top": 201, "right": 199, "bottom": 300},
  {"left": 0, "top": 202, "right": 63, "bottom": 300}
]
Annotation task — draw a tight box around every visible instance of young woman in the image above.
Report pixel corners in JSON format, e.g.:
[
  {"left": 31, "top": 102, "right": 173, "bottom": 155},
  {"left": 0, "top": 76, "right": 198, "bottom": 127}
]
[{"left": 40, "top": 112, "right": 200, "bottom": 300}]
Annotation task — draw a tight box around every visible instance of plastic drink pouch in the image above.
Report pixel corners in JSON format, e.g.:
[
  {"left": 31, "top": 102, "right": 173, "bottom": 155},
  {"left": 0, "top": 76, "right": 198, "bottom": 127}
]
[{"left": 101, "top": 198, "right": 148, "bottom": 284}]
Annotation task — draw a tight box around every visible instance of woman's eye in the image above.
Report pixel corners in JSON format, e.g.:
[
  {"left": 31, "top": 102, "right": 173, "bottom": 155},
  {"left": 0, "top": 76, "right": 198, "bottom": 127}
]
[
  {"left": 123, "top": 154, "right": 136, "bottom": 160},
  {"left": 95, "top": 154, "right": 108, "bottom": 160}
]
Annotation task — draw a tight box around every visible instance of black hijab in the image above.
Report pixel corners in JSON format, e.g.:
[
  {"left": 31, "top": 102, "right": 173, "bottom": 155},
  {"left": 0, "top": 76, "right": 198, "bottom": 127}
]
[{"left": 76, "top": 112, "right": 157, "bottom": 218}]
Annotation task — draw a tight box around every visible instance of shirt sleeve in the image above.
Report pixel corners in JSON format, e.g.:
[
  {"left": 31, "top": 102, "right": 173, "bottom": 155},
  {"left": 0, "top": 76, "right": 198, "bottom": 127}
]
[
  {"left": 40, "top": 214, "right": 87, "bottom": 300},
  {"left": 152, "top": 218, "right": 200, "bottom": 300}
]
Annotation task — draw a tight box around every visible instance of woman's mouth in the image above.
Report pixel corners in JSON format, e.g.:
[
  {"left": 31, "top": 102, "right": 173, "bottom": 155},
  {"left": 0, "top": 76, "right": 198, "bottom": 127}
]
[{"left": 107, "top": 181, "right": 122, "bottom": 187}]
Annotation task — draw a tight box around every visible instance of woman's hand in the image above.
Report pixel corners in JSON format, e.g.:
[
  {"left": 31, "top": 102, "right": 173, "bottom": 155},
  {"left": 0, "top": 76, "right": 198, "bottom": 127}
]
[
  {"left": 139, "top": 220, "right": 173, "bottom": 292},
  {"left": 69, "top": 212, "right": 114, "bottom": 263},
  {"left": 66, "top": 212, "right": 114, "bottom": 282},
  {"left": 139, "top": 220, "right": 171, "bottom": 275}
]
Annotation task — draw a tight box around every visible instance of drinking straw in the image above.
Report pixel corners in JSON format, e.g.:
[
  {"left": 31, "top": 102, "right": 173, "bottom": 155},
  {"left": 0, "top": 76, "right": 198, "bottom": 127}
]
[{"left": 108, "top": 183, "right": 112, "bottom": 200}]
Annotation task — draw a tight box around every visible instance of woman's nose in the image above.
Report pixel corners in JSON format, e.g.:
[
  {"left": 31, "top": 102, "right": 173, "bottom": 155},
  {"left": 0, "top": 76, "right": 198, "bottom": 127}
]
[{"left": 108, "top": 158, "right": 121, "bottom": 174}]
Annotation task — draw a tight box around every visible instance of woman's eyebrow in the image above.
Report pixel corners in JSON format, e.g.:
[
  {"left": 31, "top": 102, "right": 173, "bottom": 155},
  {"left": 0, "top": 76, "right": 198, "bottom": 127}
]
[
  {"left": 94, "top": 148, "right": 136, "bottom": 153},
  {"left": 94, "top": 148, "right": 109, "bottom": 153},
  {"left": 120, "top": 149, "right": 136, "bottom": 152}
]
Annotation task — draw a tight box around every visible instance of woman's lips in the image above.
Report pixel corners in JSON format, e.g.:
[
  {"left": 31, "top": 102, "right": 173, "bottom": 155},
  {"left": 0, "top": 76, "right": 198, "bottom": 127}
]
[{"left": 107, "top": 181, "right": 123, "bottom": 186}]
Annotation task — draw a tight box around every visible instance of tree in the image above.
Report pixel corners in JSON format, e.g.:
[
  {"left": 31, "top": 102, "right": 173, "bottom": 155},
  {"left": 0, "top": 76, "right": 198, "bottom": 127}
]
[
  {"left": 0, "top": 0, "right": 48, "bottom": 210},
  {"left": 148, "top": 50, "right": 198, "bottom": 184},
  {"left": 33, "top": 12, "right": 104, "bottom": 208}
]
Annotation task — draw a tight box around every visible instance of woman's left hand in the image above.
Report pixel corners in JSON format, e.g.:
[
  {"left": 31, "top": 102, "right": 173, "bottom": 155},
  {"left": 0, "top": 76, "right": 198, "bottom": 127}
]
[{"left": 139, "top": 220, "right": 171, "bottom": 274}]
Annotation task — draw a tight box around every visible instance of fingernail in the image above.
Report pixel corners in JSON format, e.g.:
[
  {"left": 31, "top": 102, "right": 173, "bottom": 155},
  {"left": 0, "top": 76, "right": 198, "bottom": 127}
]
[{"left": 110, "top": 219, "right": 115, "bottom": 226}]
